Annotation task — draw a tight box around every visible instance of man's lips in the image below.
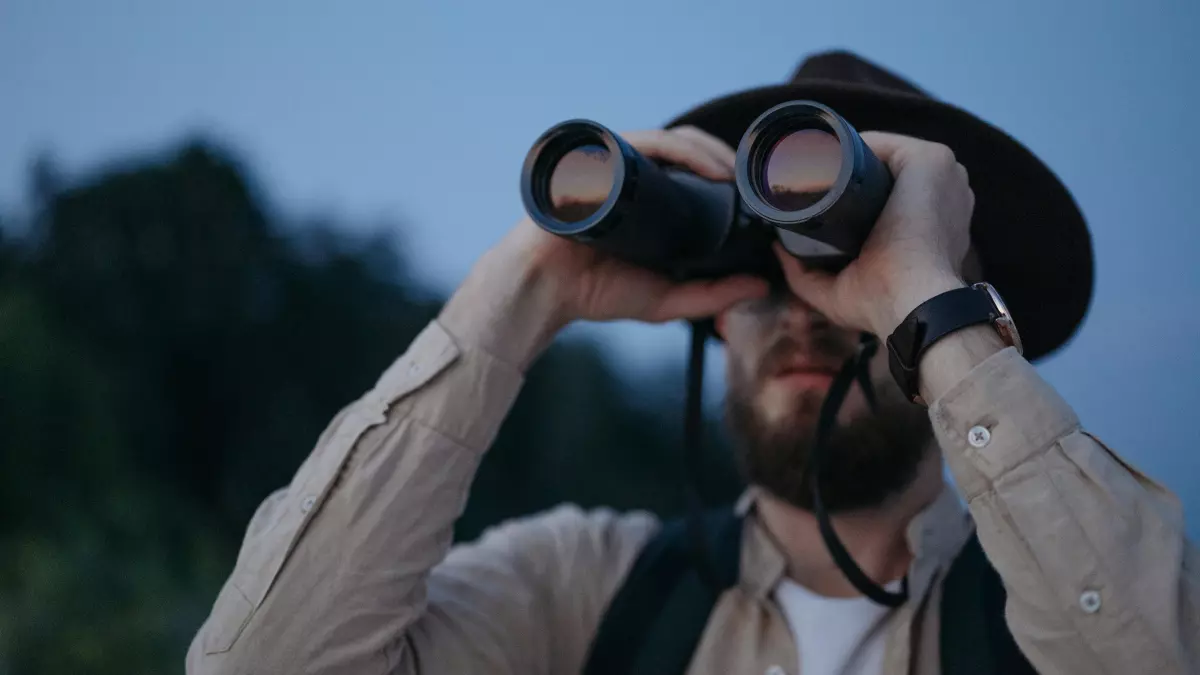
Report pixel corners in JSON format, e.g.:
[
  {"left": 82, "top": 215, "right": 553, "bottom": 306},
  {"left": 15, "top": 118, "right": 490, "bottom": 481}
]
[
  {"left": 770, "top": 359, "right": 842, "bottom": 378},
  {"left": 766, "top": 364, "right": 841, "bottom": 389}
]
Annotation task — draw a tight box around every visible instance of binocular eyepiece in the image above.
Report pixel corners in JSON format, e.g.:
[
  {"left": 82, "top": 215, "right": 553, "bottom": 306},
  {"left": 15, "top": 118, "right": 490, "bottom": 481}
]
[{"left": 520, "top": 101, "right": 892, "bottom": 284}]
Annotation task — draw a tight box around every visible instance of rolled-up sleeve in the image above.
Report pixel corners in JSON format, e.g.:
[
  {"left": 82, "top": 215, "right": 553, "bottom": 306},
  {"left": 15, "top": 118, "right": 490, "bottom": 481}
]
[{"left": 931, "top": 347, "right": 1199, "bottom": 674}]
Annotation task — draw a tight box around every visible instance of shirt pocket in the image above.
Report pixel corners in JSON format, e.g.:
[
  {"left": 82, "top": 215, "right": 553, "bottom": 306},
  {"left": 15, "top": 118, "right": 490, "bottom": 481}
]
[{"left": 202, "top": 583, "right": 255, "bottom": 655}]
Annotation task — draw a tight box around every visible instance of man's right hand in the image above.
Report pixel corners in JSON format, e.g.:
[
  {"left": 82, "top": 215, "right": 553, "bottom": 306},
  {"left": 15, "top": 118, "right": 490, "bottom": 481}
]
[{"left": 440, "top": 126, "right": 770, "bottom": 370}]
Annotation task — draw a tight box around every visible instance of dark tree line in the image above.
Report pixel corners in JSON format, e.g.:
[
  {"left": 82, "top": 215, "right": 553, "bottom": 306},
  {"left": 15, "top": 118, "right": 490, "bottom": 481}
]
[{"left": 0, "top": 138, "right": 741, "bottom": 674}]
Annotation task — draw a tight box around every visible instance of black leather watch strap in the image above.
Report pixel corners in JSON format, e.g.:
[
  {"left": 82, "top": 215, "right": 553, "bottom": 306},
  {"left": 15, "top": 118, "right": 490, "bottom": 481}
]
[{"left": 886, "top": 286, "right": 998, "bottom": 403}]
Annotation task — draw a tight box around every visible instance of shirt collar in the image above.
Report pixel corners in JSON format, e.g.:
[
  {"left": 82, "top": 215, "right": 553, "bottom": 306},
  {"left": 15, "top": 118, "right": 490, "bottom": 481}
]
[
  {"left": 736, "top": 480, "right": 974, "bottom": 603},
  {"left": 736, "top": 487, "right": 788, "bottom": 600}
]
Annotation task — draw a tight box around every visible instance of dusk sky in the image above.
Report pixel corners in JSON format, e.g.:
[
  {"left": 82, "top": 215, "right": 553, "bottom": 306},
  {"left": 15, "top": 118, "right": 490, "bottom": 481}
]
[
  {"left": 548, "top": 144, "right": 614, "bottom": 213},
  {"left": 3, "top": 0, "right": 1198, "bottom": 532},
  {"left": 765, "top": 128, "right": 843, "bottom": 202}
]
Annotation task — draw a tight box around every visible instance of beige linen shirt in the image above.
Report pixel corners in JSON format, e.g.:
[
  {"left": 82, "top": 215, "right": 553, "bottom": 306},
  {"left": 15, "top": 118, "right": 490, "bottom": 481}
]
[{"left": 186, "top": 319, "right": 1199, "bottom": 675}]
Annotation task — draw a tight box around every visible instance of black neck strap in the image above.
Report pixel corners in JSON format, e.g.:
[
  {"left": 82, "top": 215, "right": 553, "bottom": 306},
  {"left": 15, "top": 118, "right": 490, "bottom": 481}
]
[
  {"left": 683, "top": 322, "right": 721, "bottom": 591},
  {"left": 810, "top": 333, "right": 909, "bottom": 607}
]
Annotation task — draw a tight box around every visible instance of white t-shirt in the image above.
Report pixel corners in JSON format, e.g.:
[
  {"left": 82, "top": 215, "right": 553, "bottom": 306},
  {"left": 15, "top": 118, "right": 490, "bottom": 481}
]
[{"left": 773, "top": 578, "right": 895, "bottom": 675}]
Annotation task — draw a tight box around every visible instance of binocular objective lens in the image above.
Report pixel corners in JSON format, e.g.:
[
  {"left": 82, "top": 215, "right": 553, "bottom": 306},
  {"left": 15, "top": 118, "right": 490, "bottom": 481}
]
[
  {"left": 763, "top": 128, "right": 842, "bottom": 212},
  {"left": 547, "top": 143, "right": 615, "bottom": 222}
]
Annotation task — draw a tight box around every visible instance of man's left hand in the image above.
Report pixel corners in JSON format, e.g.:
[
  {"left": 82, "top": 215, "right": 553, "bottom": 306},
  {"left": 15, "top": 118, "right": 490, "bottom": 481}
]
[{"left": 773, "top": 132, "right": 976, "bottom": 339}]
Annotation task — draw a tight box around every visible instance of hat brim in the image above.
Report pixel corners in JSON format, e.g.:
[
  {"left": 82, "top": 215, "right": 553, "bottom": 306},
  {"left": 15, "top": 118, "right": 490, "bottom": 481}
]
[{"left": 667, "top": 80, "right": 1094, "bottom": 361}]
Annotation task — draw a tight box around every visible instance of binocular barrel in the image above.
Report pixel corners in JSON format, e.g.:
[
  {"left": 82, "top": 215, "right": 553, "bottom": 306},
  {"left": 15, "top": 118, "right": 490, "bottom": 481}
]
[
  {"left": 520, "top": 101, "right": 892, "bottom": 282},
  {"left": 519, "top": 120, "right": 738, "bottom": 272}
]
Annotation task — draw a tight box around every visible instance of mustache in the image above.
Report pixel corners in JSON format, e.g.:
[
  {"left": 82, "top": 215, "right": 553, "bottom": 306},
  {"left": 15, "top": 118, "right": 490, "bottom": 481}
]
[{"left": 755, "top": 330, "right": 857, "bottom": 381}]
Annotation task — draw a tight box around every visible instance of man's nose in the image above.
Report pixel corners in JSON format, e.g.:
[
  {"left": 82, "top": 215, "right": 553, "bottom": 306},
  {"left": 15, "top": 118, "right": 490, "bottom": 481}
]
[{"left": 776, "top": 295, "right": 832, "bottom": 334}]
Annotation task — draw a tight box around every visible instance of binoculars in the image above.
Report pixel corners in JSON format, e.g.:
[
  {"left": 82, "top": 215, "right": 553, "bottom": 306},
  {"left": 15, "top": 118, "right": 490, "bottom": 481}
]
[{"left": 519, "top": 101, "right": 893, "bottom": 285}]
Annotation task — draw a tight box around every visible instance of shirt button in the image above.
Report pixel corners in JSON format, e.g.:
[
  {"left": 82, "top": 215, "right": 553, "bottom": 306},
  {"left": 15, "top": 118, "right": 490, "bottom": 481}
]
[
  {"left": 967, "top": 425, "right": 991, "bottom": 448},
  {"left": 765, "top": 666, "right": 787, "bottom": 675},
  {"left": 1079, "top": 589, "right": 1102, "bottom": 614},
  {"left": 301, "top": 495, "right": 317, "bottom": 513}
]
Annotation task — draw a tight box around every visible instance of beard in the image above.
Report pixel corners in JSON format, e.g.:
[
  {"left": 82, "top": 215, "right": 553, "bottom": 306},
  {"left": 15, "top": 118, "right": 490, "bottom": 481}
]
[{"left": 724, "top": 335, "right": 935, "bottom": 515}]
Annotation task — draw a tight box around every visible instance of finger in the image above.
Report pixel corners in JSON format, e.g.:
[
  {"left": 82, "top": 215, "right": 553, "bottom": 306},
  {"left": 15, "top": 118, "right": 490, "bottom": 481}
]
[
  {"left": 644, "top": 275, "right": 769, "bottom": 323},
  {"left": 858, "top": 130, "right": 915, "bottom": 165},
  {"left": 670, "top": 125, "right": 737, "bottom": 174},
  {"left": 772, "top": 242, "right": 840, "bottom": 321},
  {"left": 671, "top": 127, "right": 735, "bottom": 177},
  {"left": 955, "top": 161, "right": 969, "bottom": 185},
  {"left": 859, "top": 130, "right": 954, "bottom": 178},
  {"left": 621, "top": 130, "right": 732, "bottom": 181}
]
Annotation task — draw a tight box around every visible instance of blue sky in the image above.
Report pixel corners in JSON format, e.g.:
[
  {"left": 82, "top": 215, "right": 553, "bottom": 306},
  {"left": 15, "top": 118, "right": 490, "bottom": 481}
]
[{"left": 3, "top": 0, "right": 1199, "bottom": 531}]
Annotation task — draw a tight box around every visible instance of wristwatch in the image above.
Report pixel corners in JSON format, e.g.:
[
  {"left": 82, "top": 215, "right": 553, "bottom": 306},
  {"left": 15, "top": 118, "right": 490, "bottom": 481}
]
[{"left": 886, "top": 282, "right": 1022, "bottom": 404}]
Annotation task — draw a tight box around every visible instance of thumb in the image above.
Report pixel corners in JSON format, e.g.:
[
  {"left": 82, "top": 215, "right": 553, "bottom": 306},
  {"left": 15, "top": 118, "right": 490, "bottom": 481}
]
[
  {"left": 645, "top": 274, "right": 769, "bottom": 323},
  {"left": 772, "top": 241, "right": 841, "bottom": 320}
]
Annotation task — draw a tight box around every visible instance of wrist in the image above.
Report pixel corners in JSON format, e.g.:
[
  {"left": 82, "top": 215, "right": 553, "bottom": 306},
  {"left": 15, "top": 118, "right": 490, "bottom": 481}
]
[
  {"left": 438, "top": 244, "right": 568, "bottom": 372},
  {"left": 870, "top": 268, "right": 967, "bottom": 339}
]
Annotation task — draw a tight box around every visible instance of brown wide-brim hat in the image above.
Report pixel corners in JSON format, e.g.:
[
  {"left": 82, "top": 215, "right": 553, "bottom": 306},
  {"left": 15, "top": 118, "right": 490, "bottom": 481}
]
[{"left": 667, "top": 50, "right": 1094, "bottom": 361}]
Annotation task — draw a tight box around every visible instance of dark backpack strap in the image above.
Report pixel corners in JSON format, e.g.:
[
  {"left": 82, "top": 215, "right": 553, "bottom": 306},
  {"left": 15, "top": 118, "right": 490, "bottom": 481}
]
[
  {"left": 583, "top": 507, "right": 743, "bottom": 675},
  {"left": 939, "top": 532, "right": 1038, "bottom": 675}
]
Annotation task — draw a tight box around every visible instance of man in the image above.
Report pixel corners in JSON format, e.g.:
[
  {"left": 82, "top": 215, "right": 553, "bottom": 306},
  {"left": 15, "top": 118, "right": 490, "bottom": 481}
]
[{"left": 187, "top": 51, "right": 1198, "bottom": 674}]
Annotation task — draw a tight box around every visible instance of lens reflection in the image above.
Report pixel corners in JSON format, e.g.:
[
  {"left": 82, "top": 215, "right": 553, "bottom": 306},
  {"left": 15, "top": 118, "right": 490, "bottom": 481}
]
[
  {"left": 763, "top": 128, "right": 842, "bottom": 211},
  {"left": 548, "top": 143, "right": 614, "bottom": 222}
]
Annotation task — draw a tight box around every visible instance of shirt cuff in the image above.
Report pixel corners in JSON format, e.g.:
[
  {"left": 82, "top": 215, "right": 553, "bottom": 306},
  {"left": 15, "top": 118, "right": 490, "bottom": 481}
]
[{"left": 929, "top": 346, "right": 1081, "bottom": 500}]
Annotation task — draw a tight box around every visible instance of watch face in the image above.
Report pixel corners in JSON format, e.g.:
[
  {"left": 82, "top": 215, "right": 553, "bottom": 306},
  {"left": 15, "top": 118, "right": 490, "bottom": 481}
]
[{"left": 973, "top": 282, "right": 1024, "bottom": 355}]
